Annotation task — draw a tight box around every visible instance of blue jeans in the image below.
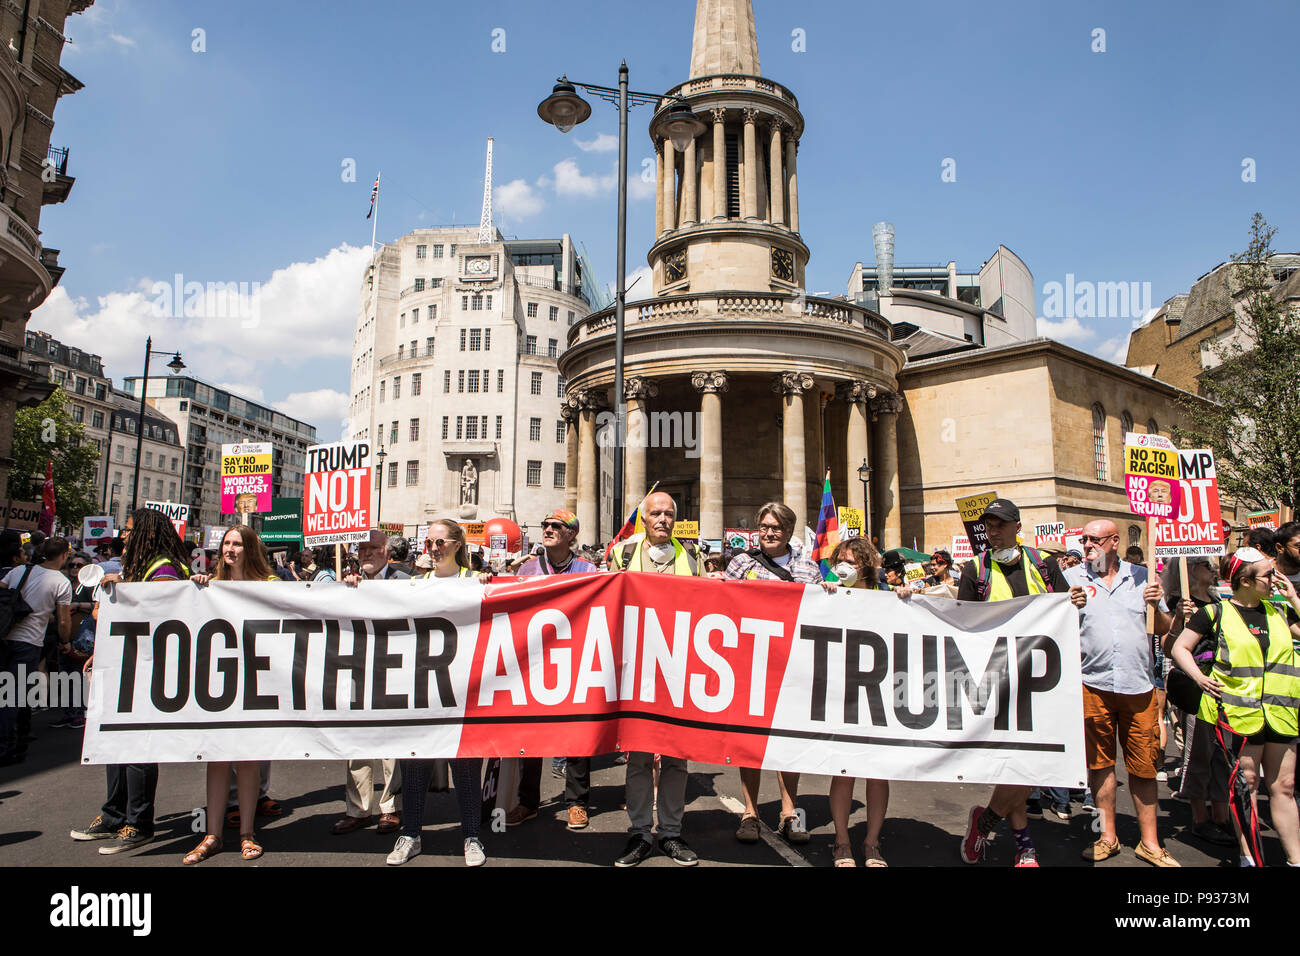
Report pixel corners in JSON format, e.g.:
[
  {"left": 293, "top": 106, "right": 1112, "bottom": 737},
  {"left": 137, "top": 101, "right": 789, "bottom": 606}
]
[
  {"left": 0, "top": 640, "right": 42, "bottom": 757},
  {"left": 1030, "top": 787, "right": 1070, "bottom": 813}
]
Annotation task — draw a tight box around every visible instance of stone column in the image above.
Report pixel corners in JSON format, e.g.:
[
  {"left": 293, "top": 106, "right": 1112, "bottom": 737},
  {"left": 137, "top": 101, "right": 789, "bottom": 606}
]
[
  {"left": 773, "top": 371, "right": 814, "bottom": 532},
  {"left": 575, "top": 391, "right": 600, "bottom": 540},
  {"left": 661, "top": 138, "right": 677, "bottom": 232},
  {"left": 682, "top": 136, "right": 698, "bottom": 225},
  {"left": 654, "top": 141, "right": 664, "bottom": 236},
  {"left": 786, "top": 136, "right": 799, "bottom": 233},
  {"left": 769, "top": 122, "right": 785, "bottom": 226},
  {"left": 691, "top": 370, "right": 728, "bottom": 543},
  {"left": 871, "top": 392, "right": 903, "bottom": 550},
  {"left": 837, "top": 380, "right": 876, "bottom": 513},
  {"left": 623, "top": 376, "right": 658, "bottom": 510},
  {"left": 711, "top": 108, "right": 727, "bottom": 220},
  {"left": 742, "top": 108, "right": 759, "bottom": 220},
  {"left": 561, "top": 403, "right": 579, "bottom": 514}
]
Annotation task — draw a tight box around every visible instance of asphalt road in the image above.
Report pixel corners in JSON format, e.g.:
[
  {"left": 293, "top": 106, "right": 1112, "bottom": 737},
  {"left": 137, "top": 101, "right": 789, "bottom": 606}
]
[{"left": 0, "top": 707, "right": 1275, "bottom": 868}]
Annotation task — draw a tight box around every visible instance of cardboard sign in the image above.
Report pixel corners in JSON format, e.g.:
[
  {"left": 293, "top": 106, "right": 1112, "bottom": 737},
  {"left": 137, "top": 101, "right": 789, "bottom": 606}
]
[
  {"left": 955, "top": 491, "right": 998, "bottom": 554},
  {"left": 1150, "top": 449, "right": 1225, "bottom": 558},
  {"left": 378, "top": 522, "right": 405, "bottom": 537},
  {"left": 674, "top": 520, "right": 699, "bottom": 542},
  {"left": 903, "top": 562, "right": 927, "bottom": 583},
  {"left": 725, "top": 529, "right": 758, "bottom": 551},
  {"left": 838, "top": 507, "right": 864, "bottom": 540},
  {"left": 204, "top": 525, "right": 227, "bottom": 549},
  {"left": 1033, "top": 522, "right": 1065, "bottom": 549},
  {"left": 2, "top": 500, "right": 43, "bottom": 532},
  {"left": 303, "top": 441, "right": 372, "bottom": 547},
  {"left": 144, "top": 501, "right": 188, "bottom": 540},
  {"left": 1247, "top": 509, "right": 1281, "bottom": 531},
  {"left": 463, "top": 522, "right": 486, "bottom": 546},
  {"left": 1124, "top": 433, "right": 1182, "bottom": 520},
  {"left": 262, "top": 497, "right": 304, "bottom": 548},
  {"left": 951, "top": 535, "right": 973, "bottom": 563},
  {"left": 221, "top": 442, "right": 273, "bottom": 515}
]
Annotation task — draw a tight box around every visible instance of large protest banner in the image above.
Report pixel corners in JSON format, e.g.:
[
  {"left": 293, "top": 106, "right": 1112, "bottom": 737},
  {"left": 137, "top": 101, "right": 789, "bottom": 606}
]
[
  {"left": 82, "top": 575, "right": 1086, "bottom": 787},
  {"left": 1150, "top": 448, "right": 1225, "bottom": 558}
]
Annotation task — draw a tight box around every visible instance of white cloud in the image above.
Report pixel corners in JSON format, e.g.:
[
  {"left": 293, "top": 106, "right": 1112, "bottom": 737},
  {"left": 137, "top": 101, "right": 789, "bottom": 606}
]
[
  {"left": 108, "top": 33, "right": 136, "bottom": 48},
  {"left": 495, "top": 178, "right": 545, "bottom": 218},
  {"left": 576, "top": 133, "right": 618, "bottom": 153},
  {"left": 1097, "top": 337, "right": 1129, "bottom": 365},
  {"left": 610, "top": 266, "right": 655, "bottom": 304},
  {"left": 552, "top": 158, "right": 617, "bottom": 198},
  {"left": 1036, "top": 316, "right": 1094, "bottom": 342},
  {"left": 274, "top": 389, "right": 350, "bottom": 442}
]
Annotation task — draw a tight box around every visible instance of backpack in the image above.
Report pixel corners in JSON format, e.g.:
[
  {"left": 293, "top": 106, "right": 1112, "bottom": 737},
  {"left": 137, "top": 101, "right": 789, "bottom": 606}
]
[
  {"left": 1165, "top": 602, "right": 1223, "bottom": 714},
  {"left": 0, "top": 565, "right": 35, "bottom": 639},
  {"left": 973, "top": 546, "right": 1054, "bottom": 600}
]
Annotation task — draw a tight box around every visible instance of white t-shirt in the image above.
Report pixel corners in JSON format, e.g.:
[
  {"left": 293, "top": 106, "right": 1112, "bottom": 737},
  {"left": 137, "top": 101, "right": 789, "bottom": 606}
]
[{"left": 3, "top": 564, "right": 72, "bottom": 647}]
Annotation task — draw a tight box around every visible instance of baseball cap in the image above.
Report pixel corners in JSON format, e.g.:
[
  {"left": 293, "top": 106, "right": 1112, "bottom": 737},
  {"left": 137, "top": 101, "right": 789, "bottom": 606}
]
[
  {"left": 541, "top": 508, "right": 579, "bottom": 530},
  {"left": 979, "top": 499, "right": 1020, "bottom": 523}
]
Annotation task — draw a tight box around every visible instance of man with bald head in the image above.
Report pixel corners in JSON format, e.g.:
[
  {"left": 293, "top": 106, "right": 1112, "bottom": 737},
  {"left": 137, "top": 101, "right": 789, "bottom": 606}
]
[{"left": 1065, "top": 518, "right": 1178, "bottom": 866}]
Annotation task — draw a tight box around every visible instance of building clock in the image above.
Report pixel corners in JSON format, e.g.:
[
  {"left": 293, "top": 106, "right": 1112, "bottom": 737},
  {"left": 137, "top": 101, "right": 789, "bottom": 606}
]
[
  {"left": 466, "top": 256, "right": 491, "bottom": 275},
  {"left": 664, "top": 248, "right": 687, "bottom": 284},
  {"left": 771, "top": 247, "right": 794, "bottom": 282}
]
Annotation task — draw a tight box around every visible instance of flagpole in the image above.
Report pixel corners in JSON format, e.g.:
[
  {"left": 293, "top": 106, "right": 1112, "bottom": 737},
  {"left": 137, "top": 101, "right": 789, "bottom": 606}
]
[{"left": 370, "top": 171, "right": 380, "bottom": 256}]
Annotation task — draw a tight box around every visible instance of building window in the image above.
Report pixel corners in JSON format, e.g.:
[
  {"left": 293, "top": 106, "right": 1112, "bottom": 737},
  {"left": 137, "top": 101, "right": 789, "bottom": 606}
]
[
  {"left": 1146, "top": 418, "right": 1159, "bottom": 437},
  {"left": 549, "top": 306, "right": 558, "bottom": 322},
  {"left": 95, "top": 383, "right": 107, "bottom": 400},
  {"left": 529, "top": 417, "right": 541, "bottom": 441},
  {"left": 526, "top": 460, "right": 542, "bottom": 486},
  {"left": 441, "top": 417, "right": 449, "bottom": 440},
  {"left": 458, "top": 370, "right": 465, "bottom": 393},
  {"left": 466, "top": 417, "right": 478, "bottom": 440},
  {"left": 525, "top": 335, "right": 537, "bottom": 355},
  {"left": 469, "top": 328, "right": 482, "bottom": 351},
  {"left": 483, "top": 329, "right": 491, "bottom": 350},
  {"left": 456, "top": 416, "right": 463, "bottom": 439},
  {"left": 531, "top": 372, "right": 543, "bottom": 396},
  {"left": 1120, "top": 410, "right": 1134, "bottom": 439},
  {"left": 1129, "top": 524, "right": 1142, "bottom": 547},
  {"left": 527, "top": 302, "right": 538, "bottom": 318},
  {"left": 459, "top": 329, "right": 466, "bottom": 351},
  {"left": 393, "top": 376, "right": 401, "bottom": 399},
  {"left": 432, "top": 244, "right": 443, "bottom": 258},
  {"left": 547, "top": 338, "right": 558, "bottom": 358},
  {"left": 554, "top": 462, "right": 565, "bottom": 489},
  {"left": 426, "top": 337, "right": 435, "bottom": 356},
  {"left": 145, "top": 451, "right": 153, "bottom": 467},
  {"left": 406, "top": 461, "right": 419, "bottom": 485},
  {"left": 495, "top": 415, "right": 503, "bottom": 439},
  {"left": 1091, "top": 403, "right": 1109, "bottom": 482},
  {"left": 379, "top": 380, "right": 385, "bottom": 402},
  {"left": 416, "top": 244, "right": 427, "bottom": 259},
  {"left": 398, "top": 344, "right": 405, "bottom": 359},
  {"left": 388, "top": 462, "right": 398, "bottom": 487},
  {"left": 497, "top": 369, "right": 504, "bottom": 392},
  {"left": 411, "top": 307, "right": 419, "bottom": 323},
  {"left": 142, "top": 477, "right": 151, "bottom": 496},
  {"left": 444, "top": 370, "right": 451, "bottom": 393},
  {"left": 409, "top": 418, "right": 420, "bottom": 441},
  {"left": 389, "top": 421, "right": 398, "bottom": 445},
  {"left": 555, "top": 420, "right": 565, "bottom": 443},
  {"left": 471, "top": 294, "right": 484, "bottom": 311},
  {"left": 414, "top": 277, "right": 425, "bottom": 292},
  {"left": 411, "top": 372, "right": 421, "bottom": 396},
  {"left": 72, "top": 405, "right": 84, "bottom": 423},
  {"left": 557, "top": 376, "right": 566, "bottom": 398},
  {"left": 179, "top": 401, "right": 188, "bottom": 411},
  {"left": 567, "top": 310, "right": 575, "bottom": 325},
  {"left": 468, "top": 370, "right": 480, "bottom": 393},
  {"left": 480, "top": 415, "right": 488, "bottom": 438},
  {"left": 92, "top": 410, "right": 104, "bottom": 429}
]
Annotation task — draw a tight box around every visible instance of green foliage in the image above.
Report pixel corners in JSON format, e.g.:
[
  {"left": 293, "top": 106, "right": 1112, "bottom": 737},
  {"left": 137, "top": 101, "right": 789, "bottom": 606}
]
[
  {"left": 6, "top": 387, "right": 101, "bottom": 529},
  {"left": 1175, "top": 214, "right": 1300, "bottom": 510}
]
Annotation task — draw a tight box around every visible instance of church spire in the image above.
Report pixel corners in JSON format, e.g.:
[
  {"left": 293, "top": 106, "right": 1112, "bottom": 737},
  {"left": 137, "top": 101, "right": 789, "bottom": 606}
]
[{"left": 689, "top": 0, "right": 761, "bottom": 78}]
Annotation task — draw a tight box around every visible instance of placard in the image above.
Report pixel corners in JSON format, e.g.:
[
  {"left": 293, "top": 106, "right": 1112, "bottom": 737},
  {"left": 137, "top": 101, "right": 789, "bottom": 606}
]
[
  {"left": 1124, "top": 433, "right": 1182, "bottom": 520},
  {"left": 304, "top": 441, "right": 372, "bottom": 547},
  {"left": 673, "top": 520, "right": 699, "bottom": 541},
  {"left": 838, "top": 507, "right": 864, "bottom": 540},
  {"left": 1247, "top": 509, "right": 1281, "bottom": 531},
  {"left": 81, "top": 515, "right": 114, "bottom": 542},
  {"left": 1150, "top": 449, "right": 1225, "bottom": 558},
  {"left": 955, "top": 490, "right": 998, "bottom": 554},
  {"left": 143, "top": 501, "right": 188, "bottom": 540},
  {"left": 726, "top": 528, "right": 758, "bottom": 551},
  {"left": 220, "top": 442, "right": 273, "bottom": 515}
]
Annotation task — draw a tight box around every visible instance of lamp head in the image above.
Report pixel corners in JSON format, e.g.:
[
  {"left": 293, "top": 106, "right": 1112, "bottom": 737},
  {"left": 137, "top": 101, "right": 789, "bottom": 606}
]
[{"left": 538, "top": 78, "right": 591, "bottom": 134}]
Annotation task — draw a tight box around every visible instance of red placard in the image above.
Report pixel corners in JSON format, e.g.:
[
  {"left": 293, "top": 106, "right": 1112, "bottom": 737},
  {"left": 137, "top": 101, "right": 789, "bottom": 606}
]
[
  {"left": 303, "top": 441, "right": 372, "bottom": 546},
  {"left": 1150, "top": 449, "right": 1225, "bottom": 558}
]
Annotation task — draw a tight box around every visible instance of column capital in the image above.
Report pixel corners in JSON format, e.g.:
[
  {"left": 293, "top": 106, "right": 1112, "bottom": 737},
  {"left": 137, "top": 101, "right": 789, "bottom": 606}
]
[
  {"left": 709, "top": 106, "right": 727, "bottom": 124},
  {"left": 691, "top": 370, "right": 729, "bottom": 394},
  {"left": 560, "top": 403, "right": 576, "bottom": 424},
  {"left": 870, "top": 392, "right": 903, "bottom": 420},
  {"left": 624, "top": 376, "right": 660, "bottom": 401},
  {"left": 570, "top": 388, "right": 606, "bottom": 412},
  {"left": 742, "top": 107, "right": 761, "bottom": 125},
  {"left": 835, "top": 379, "right": 878, "bottom": 406},
  {"left": 772, "top": 371, "right": 814, "bottom": 396},
  {"left": 654, "top": 140, "right": 664, "bottom": 156}
]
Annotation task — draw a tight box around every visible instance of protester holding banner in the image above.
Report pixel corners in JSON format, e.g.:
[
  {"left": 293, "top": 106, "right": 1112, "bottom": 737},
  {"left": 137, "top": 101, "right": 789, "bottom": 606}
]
[
  {"left": 70, "top": 507, "right": 192, "bottom": 855},
  {"left": 1170, "top": 547, "right": 1300, "bottom": 867},
  {"left": 1063, "top": 520, "right": 1179, "bottom": 867},
  {"left": 957, "top": 499, "right": 1085, "bottom": 868},
  {"left": 1273, "top": 522, "right": 1300, "bottom": 596},
  {"left": 608, "top": 492, "right": 699, "bottom": 867},
  {"left": 388, "top": 519, "right": 487, "bottom": 867},
  {"left": 512, "top": 509, "right": 598, "bottom": 831}
]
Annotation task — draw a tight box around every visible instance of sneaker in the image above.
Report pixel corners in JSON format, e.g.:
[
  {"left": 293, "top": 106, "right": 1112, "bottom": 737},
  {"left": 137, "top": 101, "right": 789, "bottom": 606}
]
[
  {"left": 1050, "top": 805, "right": 1070, "bottom": 821},
  {"left": 49, "top": 716, "right": 74, "bottom": 728},
  {"left": 659, "top": 836, "right": 699, "bottom": 866},
  {"left": 67, "top": 717, "right": 86, "bottom": 729},
  {"left": 567, "top": 806, "right": 589, "bottom": 830},
  {"left": 1081, "top": 793, "right": 1097, "bottom": 813},
  {"left": 960, "top": 805, "right": 991, "bottom": 864},
  {"left": 386, "top": 835, "right": 421, "bottom": 865},
  {"left": 1191, "top": 822, "right": 1237, "bottom": 847},
  {"left": 614, "top": 836, "right": 654, "bottom": 867},
  {"left": 1013, "top": 846, "right": 1040, "bottom": 867},
  {"left": 1134, "top": 841, "right": 1180, "bottom": 868},
  {"left": 98, "top": 825, "right": 153, "bottom": 855},
  {"left": 70, "top": 815, "right": 120, "bottom": 841},
  {"left": 1155, "top": 770, "right": 1168, "bottom": 782},
  {"left": 504, "top": 805, "right": 537, "bottom": 826},
  {"left": 463, "top": 837, "right": 487, "bottom": 867}
]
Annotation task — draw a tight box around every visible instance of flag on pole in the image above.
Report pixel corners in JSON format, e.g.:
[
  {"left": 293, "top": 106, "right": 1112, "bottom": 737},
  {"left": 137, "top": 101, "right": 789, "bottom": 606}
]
[
  {"left": 366, "top": 172, "right": 380, "bottom": 219},
  {"left": 605, "top": 481, "right": 658, "bottom": 561},
  {"left": 812, "top": 470, "right": 839, "bottom": 580},
  {"left": 38, "top": 459, "right": 54, "bottom": 535}
]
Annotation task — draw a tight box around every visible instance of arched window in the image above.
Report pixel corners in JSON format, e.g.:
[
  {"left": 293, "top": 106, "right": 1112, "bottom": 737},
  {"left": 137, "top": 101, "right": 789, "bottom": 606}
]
[
  {"left": 1091, "top": 403, "right": 1109, "bottom": 481},
  {"left": 1129, "top": 525, "right": 1142, "bottom": 547},
  {"left": 1146, "top": 418, "right": 1159, "bottom": 437},
  {"left": 1120, "top": 410, "right": 1134, "bottom": 439}
]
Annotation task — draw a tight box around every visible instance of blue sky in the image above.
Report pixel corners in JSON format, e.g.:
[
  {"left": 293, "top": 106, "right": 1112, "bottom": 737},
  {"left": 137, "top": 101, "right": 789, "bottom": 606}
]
[{"left": 33, "top": 0, "right": 1299, "bottom": 438}]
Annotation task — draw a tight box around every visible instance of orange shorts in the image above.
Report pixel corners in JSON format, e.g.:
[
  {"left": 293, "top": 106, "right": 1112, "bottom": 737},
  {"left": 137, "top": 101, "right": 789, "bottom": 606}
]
[{"left": 1082, "top": 684, "right": 1161, "bottom": 779}]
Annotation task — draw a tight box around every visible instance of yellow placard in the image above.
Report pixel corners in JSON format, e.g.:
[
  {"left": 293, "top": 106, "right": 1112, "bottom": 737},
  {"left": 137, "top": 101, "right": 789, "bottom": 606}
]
[
  {"left": 904, "top": 562, "right": 927, "bottom": 582},
  {"left": 838, "top": 507, "right": 864, "bottom": 538},
  {"left": 674, "top": 520, "right": 699, "bottom": 540},
  {"left": 1125, "top": 444, "right": 1180, "bottom": 480},
  {"left": 956, "top": 491, "right": 998, "bottom": 524}
]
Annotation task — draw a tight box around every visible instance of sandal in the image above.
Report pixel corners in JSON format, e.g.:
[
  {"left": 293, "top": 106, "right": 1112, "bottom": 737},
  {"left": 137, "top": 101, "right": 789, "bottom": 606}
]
[
  {"left": 735, "top": 814, "right": 761, "bottom": 843},
  {"left": 239, "top": 833, "right": 264, "bottom": 861},
  {"left": 224, "top": 808, "right": 240, "bottom": 829},
  {"left": 864, "top": 841, "right": 888, "bottom": 867},
  {"left": 832, "top": 843, "right": 856, "bottom": 867},
  {"left": 779, "top": 812, "right": 810, "bottom": 845},
  {"left": 183, "top": 834, "right": 222, "bottom": 865},
  {"left": 256, "top": 797, "right": 282, "bottom": 819}
]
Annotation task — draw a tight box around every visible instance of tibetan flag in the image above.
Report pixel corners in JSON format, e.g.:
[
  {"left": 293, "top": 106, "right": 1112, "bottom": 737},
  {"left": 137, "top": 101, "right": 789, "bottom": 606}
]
[
  {"left": 38, "top": 459, "right": 54, "bottom": 535},
  {"left": 605, "top": 482, "right": 657, "bottom": 561},
  {"left": 366, "top": 173, "right": 380, "bottom": 219},
  {"left": 812, "top": 470, "right": 839, "bottom": 580}
]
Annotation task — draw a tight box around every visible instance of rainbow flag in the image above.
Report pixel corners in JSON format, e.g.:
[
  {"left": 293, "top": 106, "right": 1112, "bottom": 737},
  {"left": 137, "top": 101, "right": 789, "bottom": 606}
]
[{"left": 812, "top": 470, "right": 839, "bottom": 579}]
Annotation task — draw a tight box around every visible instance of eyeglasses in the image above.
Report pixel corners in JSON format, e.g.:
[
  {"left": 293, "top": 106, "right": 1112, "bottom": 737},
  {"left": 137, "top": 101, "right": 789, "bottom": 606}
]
[
  {"left": 758, "top": 524, "right": 784, "bottom": 534},
  {"left": 1081, "top": 534, "right": 1119, "bottom": 546},
  {"left": 541, "top": 521, "right": 569, "bottom": 531}
]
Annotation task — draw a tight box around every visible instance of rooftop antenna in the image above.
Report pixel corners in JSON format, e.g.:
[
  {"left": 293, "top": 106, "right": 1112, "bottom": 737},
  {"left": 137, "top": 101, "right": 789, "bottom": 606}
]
[{"left": 478, "top": 137, "right": 494, "bottom": 243}]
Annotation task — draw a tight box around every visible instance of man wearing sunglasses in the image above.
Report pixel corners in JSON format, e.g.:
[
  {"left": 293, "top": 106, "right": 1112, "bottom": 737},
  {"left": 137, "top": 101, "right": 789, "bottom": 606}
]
[
  {"left": 958, "top": 498, "right": 1087, "bottom": 867},
  {"left": 1066, "top": 519, "right": 1179, "bottom": 867},
  {"left": 511, "top": 510, "right": 597, "bottom": 829}
]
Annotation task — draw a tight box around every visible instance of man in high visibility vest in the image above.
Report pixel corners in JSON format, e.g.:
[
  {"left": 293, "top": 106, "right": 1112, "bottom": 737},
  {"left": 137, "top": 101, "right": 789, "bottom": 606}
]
[
  {"left": 957, "top": 498, "right": 1087, "bottom": 867},
  {"left": 609, "top": 492, "right": 701, "bottom": 868}
]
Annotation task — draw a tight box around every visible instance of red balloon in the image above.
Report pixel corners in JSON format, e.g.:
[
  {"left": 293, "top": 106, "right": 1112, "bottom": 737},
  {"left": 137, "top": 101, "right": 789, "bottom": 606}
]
[{"left": 482, "top": 517, "right": 521, "bottom": 553}]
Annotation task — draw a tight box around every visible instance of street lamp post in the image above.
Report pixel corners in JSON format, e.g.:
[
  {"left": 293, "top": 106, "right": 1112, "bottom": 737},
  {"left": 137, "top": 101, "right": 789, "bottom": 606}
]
[
  {"left": 538, "top": 66, "right": 705, "bottom": 537},
  {"left": 130, "top": 336, "right": 185, "bottom": 512},
  {"left": 376, "top": 444, "right": 388, "bottom": 526},
  {"left": 858, "top": 459, "right": 873, "bottom": 543}
]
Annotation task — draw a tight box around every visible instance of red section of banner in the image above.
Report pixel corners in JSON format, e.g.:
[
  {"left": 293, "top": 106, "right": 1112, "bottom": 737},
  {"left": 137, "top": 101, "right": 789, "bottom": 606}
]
[{"left": 457, "top": 573, "right": 808, "bottom": 766}]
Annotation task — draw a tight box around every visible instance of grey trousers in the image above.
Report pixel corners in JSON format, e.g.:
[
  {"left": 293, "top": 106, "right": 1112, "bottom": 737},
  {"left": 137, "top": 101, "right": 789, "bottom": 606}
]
[
  {"left": 626, "top": 752, "right": 687, "bottom": 840},
  {"left": 345, "top": 758, "right": 402, "bottom": 817}
]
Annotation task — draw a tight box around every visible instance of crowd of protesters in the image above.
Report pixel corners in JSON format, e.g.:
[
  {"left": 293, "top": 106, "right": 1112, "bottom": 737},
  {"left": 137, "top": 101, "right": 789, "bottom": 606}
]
[{"left": 6, "top": 497, "right": 1299, "bottom": 869}]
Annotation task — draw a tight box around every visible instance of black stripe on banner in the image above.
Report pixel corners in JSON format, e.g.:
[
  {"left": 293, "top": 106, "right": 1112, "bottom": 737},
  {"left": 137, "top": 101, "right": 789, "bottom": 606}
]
[{"left": 96, "top": 710, "right": 1064, "bottom": 753}]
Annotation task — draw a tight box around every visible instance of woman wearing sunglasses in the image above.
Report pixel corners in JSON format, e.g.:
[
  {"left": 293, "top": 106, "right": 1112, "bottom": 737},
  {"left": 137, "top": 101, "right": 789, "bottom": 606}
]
[{"left": 386, "top": 519, "right": 488, "bottom": 867}]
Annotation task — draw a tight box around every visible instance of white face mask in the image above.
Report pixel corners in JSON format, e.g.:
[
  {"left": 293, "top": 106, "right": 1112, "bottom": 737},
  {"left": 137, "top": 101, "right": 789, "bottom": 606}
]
[
  {"left": 833, "top": 562, "right": 859, "bottom": 587},
  {"left": 991, "top": 547, "right": 1020, "bottom": 565},
  {"left": 646, "top": 542, "right": 675, "bottom": 564}
]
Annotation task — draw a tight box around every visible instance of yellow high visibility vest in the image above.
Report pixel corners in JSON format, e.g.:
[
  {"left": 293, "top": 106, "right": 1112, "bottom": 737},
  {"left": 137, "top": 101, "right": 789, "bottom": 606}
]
[
  {"left": 143, "top": 556, "right": 192, "bottom": 581},
  {"left": 611, "top": 538, "right": 699, "bottom": 576},
  {"left": 981, "top": 549, "right": 1049, "bottom": 602},
  {"left": 1198, "top": 601, "right": 1300, "bottom": 736}
]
